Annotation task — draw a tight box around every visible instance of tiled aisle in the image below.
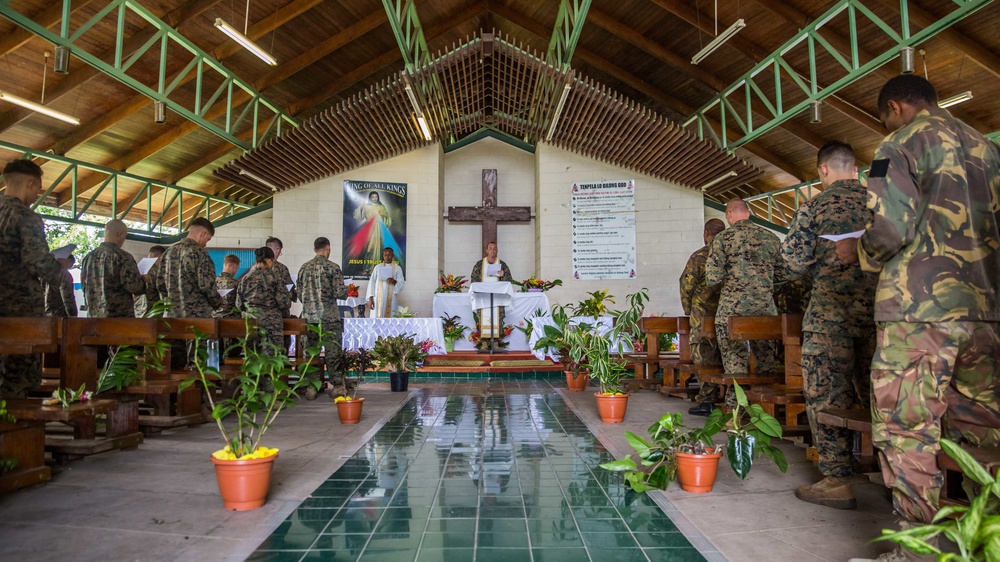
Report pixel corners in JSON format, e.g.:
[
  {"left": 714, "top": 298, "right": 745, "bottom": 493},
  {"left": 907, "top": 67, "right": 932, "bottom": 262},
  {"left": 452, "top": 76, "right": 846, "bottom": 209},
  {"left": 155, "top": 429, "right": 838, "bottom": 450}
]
[{"left": 250, "top": 382, "right": 706, "bottom": 562}]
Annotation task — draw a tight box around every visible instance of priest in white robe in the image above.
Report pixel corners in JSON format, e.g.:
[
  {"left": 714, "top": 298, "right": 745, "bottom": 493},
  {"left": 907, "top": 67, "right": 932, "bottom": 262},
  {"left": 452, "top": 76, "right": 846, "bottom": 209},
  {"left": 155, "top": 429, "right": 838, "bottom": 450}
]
[
  {"left": 470, "top": 242, "right": 513, "bottom": 339},
  {"left": 367, "top": 248, "right": 405, "bottom": 318}
]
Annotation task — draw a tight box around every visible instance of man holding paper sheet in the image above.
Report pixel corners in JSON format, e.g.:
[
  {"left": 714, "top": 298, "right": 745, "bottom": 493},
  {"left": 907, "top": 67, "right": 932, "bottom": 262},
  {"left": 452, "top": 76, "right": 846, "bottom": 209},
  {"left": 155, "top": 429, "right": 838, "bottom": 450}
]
[
  {"left": 81, "top": 219, "right": 146, "bottom": 318},
  {"left": 367, "top": 247, "right": 405, "bottom": 318},
  {"left": 134, "top": 245, "right": 165, "bottom": 317},
  {"left": 836, "top": 76, "right": 1000, "bottom": 550},
  {"left": 470, "top": 242, "right": 514, "bottom": 341},
  {"left": 780, "top": 141, "right": 877, "bottom": 510},
  {"left": 0, "top": 160, "right": 71, "bottom": 398},
  {"left": 213, "top": 254, "right": 241, "bottom": 319},
  {"left": 299, "top": 237, "right": 348, "bottom": 399}
]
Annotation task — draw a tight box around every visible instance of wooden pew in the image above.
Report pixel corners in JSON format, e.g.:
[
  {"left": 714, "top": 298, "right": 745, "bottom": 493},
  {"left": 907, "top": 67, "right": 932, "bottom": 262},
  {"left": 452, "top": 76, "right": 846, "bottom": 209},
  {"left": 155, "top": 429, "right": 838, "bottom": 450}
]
[
  {"left": 815, "top": 407, "right": 874, "bottom": 468},
  {"left": 743, "top": 314, "right": 806, "bottom": 427},
  {"left": 700, "top": 315, "right": 785, "bottom": 395},
  {"left": 0, "top": 318, "right": 55, "bottom": 491},
  {"left": 627, "top": 316, "right": 681, "bottom": 390},
  {"left": 939, "top": 445, "right": 1000, "bottom": 506},
  {"left": 662, "top": 317, "right": 725, "bottom": 399}
]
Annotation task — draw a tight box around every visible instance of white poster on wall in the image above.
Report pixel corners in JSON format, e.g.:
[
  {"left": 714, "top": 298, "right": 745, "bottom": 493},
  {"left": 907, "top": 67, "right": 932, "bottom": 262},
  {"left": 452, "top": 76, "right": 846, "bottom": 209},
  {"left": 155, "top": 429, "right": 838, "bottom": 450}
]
[{"left": 571, "top": 179, "right": 637, "bottom": 280}]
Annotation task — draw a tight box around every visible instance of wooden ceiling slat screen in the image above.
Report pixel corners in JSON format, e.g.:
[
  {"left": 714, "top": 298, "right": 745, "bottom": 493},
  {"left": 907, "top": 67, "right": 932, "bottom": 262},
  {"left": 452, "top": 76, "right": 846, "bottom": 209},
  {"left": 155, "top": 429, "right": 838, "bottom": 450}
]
[{"left": 216, "top": 31, "right": 760, "bottom": 195}]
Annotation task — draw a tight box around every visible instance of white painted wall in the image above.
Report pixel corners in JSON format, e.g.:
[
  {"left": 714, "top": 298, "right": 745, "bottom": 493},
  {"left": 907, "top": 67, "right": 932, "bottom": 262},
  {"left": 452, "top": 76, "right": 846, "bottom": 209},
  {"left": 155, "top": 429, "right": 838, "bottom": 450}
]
[
  {"left": 442, "top": 137, "right": 536, "bottom": 281},
  {"left": 535, "top": 143, "right": 705, "bottom": 316},
  {"left": 270, "top": 145, "right": 443, "bottom": 316}
]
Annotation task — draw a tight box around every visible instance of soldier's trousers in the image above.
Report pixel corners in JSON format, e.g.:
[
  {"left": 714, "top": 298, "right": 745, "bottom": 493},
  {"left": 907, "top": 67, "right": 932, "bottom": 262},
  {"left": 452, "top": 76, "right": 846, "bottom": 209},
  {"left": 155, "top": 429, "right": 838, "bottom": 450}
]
[
  {"left": 802, "top": 331, "right": 874, "bottom": 478},
  {"left": 248, "top": 309, "right": 284, "bottom": 358},
  {"left": 303, "top": 317, "right": 343, "bottom": 384},
  {"left": 716, "top": 316, "right": 776, "bottom": 408},
  {"left": 0, "top": 353, "right": 41, "bottom": 398},
  {"left": 871, "top": 321, "right": 1000, "bottom": 524},
  {"left": 692, "top": 337, "right": 723, "bottom": 404}
]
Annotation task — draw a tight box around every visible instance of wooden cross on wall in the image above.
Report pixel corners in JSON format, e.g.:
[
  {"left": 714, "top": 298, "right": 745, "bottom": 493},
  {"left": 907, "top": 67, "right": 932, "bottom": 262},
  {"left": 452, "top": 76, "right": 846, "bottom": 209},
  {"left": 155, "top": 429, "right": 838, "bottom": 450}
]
[{"left": 447, "top": 169, "right": 531, "bottom": 256}]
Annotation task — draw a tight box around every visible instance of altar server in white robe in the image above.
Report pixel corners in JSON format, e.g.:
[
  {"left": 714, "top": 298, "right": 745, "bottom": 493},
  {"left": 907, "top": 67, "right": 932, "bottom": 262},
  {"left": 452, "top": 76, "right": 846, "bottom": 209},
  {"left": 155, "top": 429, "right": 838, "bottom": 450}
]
[
  {"left": 367, "top": 247, "right": 405, "bottom": 318},
  {"left": 470, "top": 241, "right": 513, "bottom": 339}
]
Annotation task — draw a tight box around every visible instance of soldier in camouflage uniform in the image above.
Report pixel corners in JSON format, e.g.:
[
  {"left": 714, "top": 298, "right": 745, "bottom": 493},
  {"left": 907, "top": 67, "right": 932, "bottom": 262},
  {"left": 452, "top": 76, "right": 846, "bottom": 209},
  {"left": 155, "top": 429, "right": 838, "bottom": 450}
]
[
  {"left": 0, "top": 160, "right": 71, "bottom": 398},
  {"left": 134, "top": 245, "right": 165, "bottom": 317},
  {"left": 679, "top": 218, "right": 726, "bottom": 416},
  {"left": 45, "top": 254, "right": 78, "bottom": 318},
  {"left": 266, "top": 237, "right": 296, "bottom": 353},
  {"left": 706, "top": 198, "right": 785, "bottom": 409},
  {"left": 237, "top": 246, "right": 289, "bottom": 357},
  {"left": 213, "top": 254, "right": 241, "bottom": 358},
  {"left": 156, "top": 217, "right": 223, "bottom": 368},
  {"left": 298, "top": 237, "right": 349, "bottom": 399},
  {"left": 838, "top": 77, "right": 1000, "bottom": 562},
  {"left": 81, "top": 219, "right": 146, "bottom": 318},
  {"left": 780, "top": 142, "right": 878, "bottom": 510}
]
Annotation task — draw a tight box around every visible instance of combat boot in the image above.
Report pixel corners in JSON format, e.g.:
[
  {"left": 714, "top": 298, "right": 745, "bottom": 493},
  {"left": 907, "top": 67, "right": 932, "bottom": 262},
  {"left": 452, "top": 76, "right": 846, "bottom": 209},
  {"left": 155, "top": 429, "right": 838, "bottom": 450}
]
[
  {"left": 304, "top": 386, "right": 318, "bottom": 400},
  {"left": 794, "top": 475, "right": 857, "bottom": 509}
]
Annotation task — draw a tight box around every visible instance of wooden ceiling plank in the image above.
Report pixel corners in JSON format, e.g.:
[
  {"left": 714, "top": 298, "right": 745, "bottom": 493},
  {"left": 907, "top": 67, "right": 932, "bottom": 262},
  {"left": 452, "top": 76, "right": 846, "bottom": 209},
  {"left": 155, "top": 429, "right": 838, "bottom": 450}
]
[{"left": 0, "top": 0, "right": 98, "bottom": 57}]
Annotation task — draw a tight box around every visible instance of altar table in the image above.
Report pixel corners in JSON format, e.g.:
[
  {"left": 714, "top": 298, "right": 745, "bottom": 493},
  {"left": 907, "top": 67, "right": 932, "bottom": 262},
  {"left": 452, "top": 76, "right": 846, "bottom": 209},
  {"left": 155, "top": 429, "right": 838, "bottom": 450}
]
[
  {"left": 432, "top": 292, "right": 551, "bottom": 351},
  {"left": 342, "top": 318, "right": 445, "bottom": 354}
]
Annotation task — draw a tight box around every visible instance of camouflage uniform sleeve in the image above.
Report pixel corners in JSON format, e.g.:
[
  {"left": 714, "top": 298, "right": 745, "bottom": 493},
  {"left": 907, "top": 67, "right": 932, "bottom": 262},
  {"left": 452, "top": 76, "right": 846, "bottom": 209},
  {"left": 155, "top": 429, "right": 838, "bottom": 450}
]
[
  {"left": 780, "top": 204, "right": 816, "bottom": 282},
  {"left": 200, "top": 253, "right": 225, "bottom": 309},
  {"left": 705, "top": 236, "right": 724, "bottom": 288},
  {"left": 21, "top": 212, "right": 63, "bottom": 286},
  {"left": 471, "top": 261, "right": 481, "bottom": 282},
  {"left": 678, "top": 252, "right": 698, "bottom": 315},
  {"left": 275, "top": 270, "right": 291, "bottom": 310},
  {"left": 120, "top": 252, "right": 146, "bottom": 295},
  {"left": 332, "top": 265, "right": 348, "bottom": 300},
  {"left": 858, "top": 141, "right": 917, "bottom": 273},
  {"left": 61, "top": 272, "right": 78, "bottom": 316}
]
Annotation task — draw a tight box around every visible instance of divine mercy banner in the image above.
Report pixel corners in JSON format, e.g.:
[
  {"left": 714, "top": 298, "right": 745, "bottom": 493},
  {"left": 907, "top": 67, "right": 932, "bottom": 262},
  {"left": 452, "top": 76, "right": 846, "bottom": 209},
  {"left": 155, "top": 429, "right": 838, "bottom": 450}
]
[
  {"left": 570, "top": 179, "right": 637, "bottom": 280},
  {"left": 342, "top": 180, "right": 407, "bottom": 280}
]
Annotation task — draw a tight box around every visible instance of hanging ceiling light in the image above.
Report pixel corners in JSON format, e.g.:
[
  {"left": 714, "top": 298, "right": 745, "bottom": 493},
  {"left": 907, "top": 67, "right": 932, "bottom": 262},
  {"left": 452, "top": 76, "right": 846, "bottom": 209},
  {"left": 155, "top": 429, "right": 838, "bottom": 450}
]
[
  {"left": 545, "top": 82, "right": 573, "bottom": 142},
  {"left": 0, "top": 90, "right": 80, "bottom": 125},
  {"left": 809, "top": 101, "right": 822, "bottom": 123},
  {"left": 691, "top": 19, "right": 746, "bottom": 65},
  {"left": 402, "top": 74, "right": 432, "bottom": 141},
  {"left": 214, "top": 18, "right": 276, "bottom": 66},
  {"left": 53, "top": 45, "right": 70, "bottom": 75},
  {"left": 899, "top": 46, "right": 915, "bottom": 74},
  {"left": 699, "top": 171, "right": 737, "bottom": 191},
  {"left": 238, "top": 168, "right": 279, "bottom": 191},
  {"left": 938, "top": 91, "right": 973, "bottom": 108},
  {"left": 154, "top": 100, "right": 167, "bottom": 123}
]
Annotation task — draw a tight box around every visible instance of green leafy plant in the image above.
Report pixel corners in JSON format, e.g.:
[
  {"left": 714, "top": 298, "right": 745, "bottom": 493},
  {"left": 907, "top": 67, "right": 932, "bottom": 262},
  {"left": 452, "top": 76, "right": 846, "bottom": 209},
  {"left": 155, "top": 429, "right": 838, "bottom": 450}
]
[
  {"left": 393, "top": 306, "right": 417, "bottom": 318},
  {"left": 709, "top": 381, "right": 788, "bottom": 479},
  {"left": 574, "top": 289, "right": 615, "bottom": 318},
  {"left": 0, "top": 400, "right": 18, "bottom": 474},
  {"left": 440, "top": 315, "right": 468, "bottom": 341},
  {"left": 178, "top": 319, "right": 323, "bottom": 459},
  {"left": 514, "top": 307, "right": 549, "bottom": 339},
  {"left": 326, "top": 348, "right": 358, "bottom": 400},
  {"left": 512, "top": 275, "right": 563, "bottom": 292},
  {"left": 599, "top": 411, "right": 718, "bottom": 492},
  {"left": 43, "top": 383, "right": 91, "bottom": 407},
  {"left": 874, "top": 439, "right": 1000, "bottom": 561},
  {"left": 371, "top": 333, "right": 428, "bottom": 372},
  {"left": 97, "top": 299, "right": 171, "bottom": 393},
  {"left": 587, "top": 289, "right": 648, "bottom": 395}
]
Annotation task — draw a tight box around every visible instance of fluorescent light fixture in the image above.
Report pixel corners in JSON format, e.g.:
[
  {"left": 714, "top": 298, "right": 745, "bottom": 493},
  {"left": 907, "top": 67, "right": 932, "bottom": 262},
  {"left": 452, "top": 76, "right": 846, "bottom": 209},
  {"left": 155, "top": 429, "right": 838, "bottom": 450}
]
[
  {"left": 809, "top": 100, "right": 822, "bottom": 123},
  {"left": 214, "top": 18, "right": 276, "bottom": 66},
  {"left": 238, "top": 168, "right": 279, "bottom": 191},
  {"left": 0, "top": 89, "right": 80, "bottom": 125},
  {"left": 545, "top": 82, "right": 572, "bottom": 142},
  {"left": 699, "top": 170, "right": 738, "bottom": 191},
  {"left": 54, "top": 45, "right": 70, "bottom": 75},
  {"left": 691, "top": 19, "right": 746, "bottom": 65},
  {"left": 938, "top": 91, "right": 973, "bottom": 109},
  {"left": 899, "top": 46, "right": 915, "bottom": 74},
  {"left": 154, "top": 100, "right": 166, "bottom": 123},
  {"left": 416, "top": 115, "right": 432, "bottom": 141},
  {"left": 403, "top": 81, "right": 421, "bottom": 114}
]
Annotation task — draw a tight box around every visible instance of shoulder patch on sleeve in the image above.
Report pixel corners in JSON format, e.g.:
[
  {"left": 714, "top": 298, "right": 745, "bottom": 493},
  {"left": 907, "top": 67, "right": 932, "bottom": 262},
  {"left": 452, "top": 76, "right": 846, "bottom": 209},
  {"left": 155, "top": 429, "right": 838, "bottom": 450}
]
[{"left": 868, "top": 159, "right": 890, "bottom": 178}]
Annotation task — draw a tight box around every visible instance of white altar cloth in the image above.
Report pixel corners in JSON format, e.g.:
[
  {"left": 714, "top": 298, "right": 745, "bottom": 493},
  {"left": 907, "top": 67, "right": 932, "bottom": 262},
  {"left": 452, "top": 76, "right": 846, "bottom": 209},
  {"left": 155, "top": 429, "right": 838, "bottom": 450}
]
[
  {"left": 432, "top": 292, "right": 550, "bottom": 351},
  {"left": 342, "top": 317, "right": 445, "bottom": 354}
]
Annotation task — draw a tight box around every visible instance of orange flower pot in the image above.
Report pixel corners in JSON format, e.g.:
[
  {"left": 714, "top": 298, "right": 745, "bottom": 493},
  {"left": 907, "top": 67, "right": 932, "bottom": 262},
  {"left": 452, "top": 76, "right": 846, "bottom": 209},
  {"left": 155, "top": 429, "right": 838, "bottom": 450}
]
[
  {"left": 676, "top": 449, "right": 723, "bottom": 493},
  {"left": 594, "top": 392, "right": 629, "bottom": 423},
  {"left": 565, "top": 370, "right": 589, "bottom": 392},
  {"left": 210, "top": 453, "right": 278, "bottom": 510},
  {"left": 336, "top": 398, "right": 364, "bottom": 424}
]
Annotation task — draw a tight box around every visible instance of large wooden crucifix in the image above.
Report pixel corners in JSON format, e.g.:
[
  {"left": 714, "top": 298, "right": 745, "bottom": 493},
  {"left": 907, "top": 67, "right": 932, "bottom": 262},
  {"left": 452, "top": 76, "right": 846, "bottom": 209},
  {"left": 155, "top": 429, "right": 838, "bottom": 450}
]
[{"left": 447, "top": 169, "right": 531, "bottom": 256}]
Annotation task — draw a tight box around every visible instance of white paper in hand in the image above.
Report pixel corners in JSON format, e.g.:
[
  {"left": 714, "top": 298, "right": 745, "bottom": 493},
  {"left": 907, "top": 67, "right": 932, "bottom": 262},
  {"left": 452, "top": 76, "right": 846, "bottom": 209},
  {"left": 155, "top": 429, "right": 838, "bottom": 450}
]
[
  {"left": 377, "top": 264, "right": 393, "bottom": 279},
  {"left": 136, "top": 257, "right": 157, "bottom": 275},
  {"left": 218, "top": 289, "right": 233, "bottom": 297},
  {"left": 486, "top": 263, "right": 501, "bottom": 277},
  {"left": 51, "top": 244, "right": 76, "bottom": 259},
  {"left": 285, "top": 284, "right": 294, "bottom": 291},
  {"left": 820, "top": 229, "right": 865, "bottom": 242}
]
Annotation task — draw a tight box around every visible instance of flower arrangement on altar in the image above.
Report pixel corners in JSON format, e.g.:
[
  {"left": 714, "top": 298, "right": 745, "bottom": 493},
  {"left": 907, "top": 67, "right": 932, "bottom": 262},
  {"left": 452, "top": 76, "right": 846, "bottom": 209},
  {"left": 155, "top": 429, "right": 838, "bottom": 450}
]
[
  {"left": 346, "top": 283, "right": 360, "bottom": 298},
  {"left": 435, "top": 272, "right": 468, "bottom": 293},
  {"left": 513, "top": 275, "right": 563, "bottom": 293},
  {"left": 440, "top": 315, "right": 469, "bottom": 341},
  {"left": 469, "top": 312, "right": 514, "bottom": 350}
]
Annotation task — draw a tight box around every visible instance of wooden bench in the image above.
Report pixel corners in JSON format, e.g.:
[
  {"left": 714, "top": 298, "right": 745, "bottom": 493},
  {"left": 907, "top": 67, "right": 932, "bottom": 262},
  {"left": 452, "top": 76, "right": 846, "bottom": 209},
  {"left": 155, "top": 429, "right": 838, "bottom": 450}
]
[
  {"left": 938, "top": 445, "right": 1000, "bottom": 506},
  {"left": 815, "top": 406, "right": 874, "bottom": 470},
  {"left": 626, "top": 316, "right": 681, "bottom": 390},
  {"left": 701, "top": 315, "right": 785, "bottom": 398},
  {"left": 0, "top": 318, "right": 55, "bottom": 491},
  {"left": 743, "top": 314, "right": 805, "bottom": 427},
  {"left": 662, "top": 316, "right": 724, "bottom": 399}
]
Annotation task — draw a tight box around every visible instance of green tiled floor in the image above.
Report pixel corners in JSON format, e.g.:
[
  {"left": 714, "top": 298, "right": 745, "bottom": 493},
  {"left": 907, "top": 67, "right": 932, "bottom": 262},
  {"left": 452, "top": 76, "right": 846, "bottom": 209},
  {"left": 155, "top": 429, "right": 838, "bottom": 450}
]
[{"left": 249, "top": 382, "right": 706, "bottom": 562}]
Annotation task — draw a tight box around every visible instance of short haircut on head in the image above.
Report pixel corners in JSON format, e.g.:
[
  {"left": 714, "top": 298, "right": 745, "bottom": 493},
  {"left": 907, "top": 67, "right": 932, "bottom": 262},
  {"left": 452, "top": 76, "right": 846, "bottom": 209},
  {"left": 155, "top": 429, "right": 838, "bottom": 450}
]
[
  {"left": 877, "top": 75, "right": 938, "bottom": 115},
  {"left": 105, "top": 219, "right": 127, "bottom": 237},
  {"left": 3, "top": 159, "right": 42, "bottom": 180},
  {"left": 255, "top": 246, "right": 274, "bottom": 263},
  {"left": 382, "top": 247, "right": 393, "bottom": 254},
  {"left": 817, "top": 141, "right": 855, "bottom": 171},
  {"left": 726, "top": 198, "right": 749, "bottom": 214},
  {"left": 223, "top": 254, "right": 240, "bottom": 265},
  {"left": 265, "top": 236, "right": 282, "bottom": 249},
  {"left": 704, "top": 218, "right": 726, "bottom": 236},
  {"left": 314, "top": 237, "right": 330, "bottom": 251},
  {"left": 188, "top": 217, "right": 215, "bottom": 235},
  {"left": 148, "top": 245, "right": 166, "bottom": 256}
]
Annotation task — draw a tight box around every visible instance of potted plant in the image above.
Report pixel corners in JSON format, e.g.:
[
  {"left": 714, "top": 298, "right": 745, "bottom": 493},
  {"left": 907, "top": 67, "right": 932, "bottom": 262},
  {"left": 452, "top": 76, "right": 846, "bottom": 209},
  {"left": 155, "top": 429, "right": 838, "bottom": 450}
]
[
  {"left": 440, "top": 315, "right": 468, "bottom": 353},
  {"left": 179, "top": 320, "right": 323, "bottom": 510},
  {"left": 512, "top": 275, "right": 563, "bottom": 292},
  {"left": 587, "top": 289, "right": 648, "bottom": 422},
  {"left": 372, "top": 333, "right": 428, "bottom": 392},
  {"left": 574, "top": 289, "right": 615, "bottom": 318},
  {"left": 600, "top": 381, "right": 787, "bottom": 493},
  {"left": 532, "top": 305, "right": 591, "bottom": 391},
  {"left": 327, "top": 348, "right": 368, "bottom": 424},
  {"left": 435, "top": 272, "right": 467, "bottom": 293}
]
